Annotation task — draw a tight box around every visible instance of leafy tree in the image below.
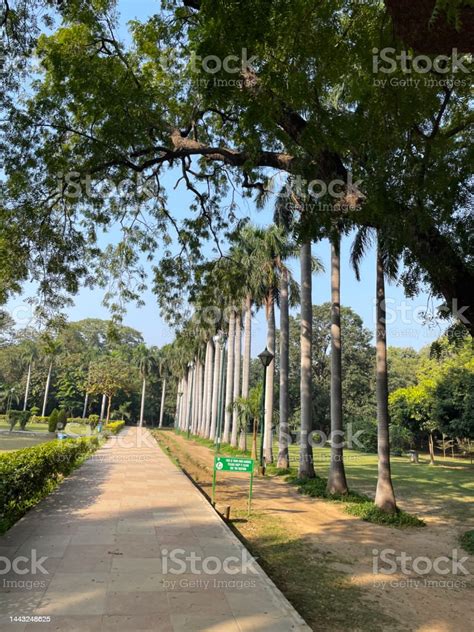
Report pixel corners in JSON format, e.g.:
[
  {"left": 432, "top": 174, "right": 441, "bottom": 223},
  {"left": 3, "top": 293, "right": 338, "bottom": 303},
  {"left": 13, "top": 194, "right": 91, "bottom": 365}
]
[{"left": 86, "top": 357, "right": 136, "bottom": 422}]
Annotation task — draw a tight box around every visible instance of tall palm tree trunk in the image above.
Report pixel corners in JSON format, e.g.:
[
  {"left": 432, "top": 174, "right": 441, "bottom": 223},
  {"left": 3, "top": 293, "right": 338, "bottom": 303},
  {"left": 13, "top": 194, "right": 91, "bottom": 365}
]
[
  {"left": 180, "top": 374, "right": 189, "bottom": 430},
  {"left": 231, "top": 311, "right": 242, "bottom": 447},
  {"left": 209, "top": 342, "right": 221, "bottom": 440},
  {"left": 263, "top": 297, "right": 275, "bottom": 463},
  {"left": 100, "top": 393, "right": 107, "bottom": 421},
  {"left": 159, "top": 378, "right": 167, "bottom": 428},
  {"left": 277, "top": 268, "right": 290, "bottom": 469},
  {"left": 41, "top": 361, "right": 53, "bottom": 417},
  {"left": 139, "top": 377, "right": 146, "bottom": 427},
  {"left": 240, "top": 295, "right": 252, "bottom": 451},
  {"left": 223, "top": 310, "right": 236, "bottom": 443},
  {"left": 23, "top": 362, "right": 32, "bottom": 412},
  {"left": 374, "top": 243, "right": 397, "bottom": 513},
  {"left": 327, "top": 237, "right": 349, "bottom": 494},
  {"left": 82, "top": 392, "right": 89, "bottom": 419},
  {"left": 199, "top": 344, "right": 210, "bottom": 436},
  {"left": 299, "top": 241, "right": 316, "bottom": 479},
  {"left": 204, "top": 340, "right": 215, "bottom": 438}
]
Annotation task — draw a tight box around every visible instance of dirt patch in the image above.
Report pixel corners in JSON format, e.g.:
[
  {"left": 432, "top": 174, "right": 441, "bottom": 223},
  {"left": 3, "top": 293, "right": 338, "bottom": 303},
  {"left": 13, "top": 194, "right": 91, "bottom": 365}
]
[{"left": 154, "top": 430, "right": 474, "bottom": 632}]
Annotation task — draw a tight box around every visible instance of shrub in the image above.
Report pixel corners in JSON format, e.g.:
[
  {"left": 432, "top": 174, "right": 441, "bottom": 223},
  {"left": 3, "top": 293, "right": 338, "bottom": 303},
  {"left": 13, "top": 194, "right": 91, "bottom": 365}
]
[
  {"left": 57, "top": 409, "right": 68, "bottom": 430},
  {"left": 32, "top": 416, "right": 49, "bottom": 424},
  {"left": 88, "top": 414, "right": 100, "bottom": 430},
  {"left": 67, "top": 417, "right": 89, "bottom": 425},
  {"left": 30, "top": 406, "right": 40, "bottom": 416},
  {"left": 104, "top": 420, "right": 125, "bottom": 435},
  {"left": 7, "top": 410, "right": 31, "bottom": 431},
  {"left": 48, "top": 409, "right": 59, "bottom": 433},
  {"left": 0, "top": 436, "right": 100, "bottom": 533}
]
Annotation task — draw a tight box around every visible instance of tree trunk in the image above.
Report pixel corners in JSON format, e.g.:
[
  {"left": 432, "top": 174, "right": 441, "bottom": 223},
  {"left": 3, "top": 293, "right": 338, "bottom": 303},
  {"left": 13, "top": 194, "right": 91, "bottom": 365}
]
[
  {"left": 204, "top": 340, "right": 215, "bottom": 438},
  {"left": 41, "top": 361, "right": 53, "bottom": 417},
  {"left": 100, "top": 393, "right": 107, "bottom": 421},
  {"left": 139, "top": 377, "right": 146, "bottom": 427},
  {"left": 181, "top": 374, "right": 189, "bottom": 431},
  {"left": 429, "top": 432, "right": 435, "bottom": 465},
  {"left": 192, "top": 361, "right": 200, "bottom": 434},
  {"left": 199, "top": 343, "right": 210, "bottom": 435},
  {"left": 327, "top": 237, "right": 349, "bottom": 494},
  {"left": 82, "top": 391, "right": 89, "bottom": 419},
  {"left": 240, "top": 295, "right": 252, "bottom": 452},
  {"left": 106, "top": 395, "right": 112, "bottom": 423},
  {"left": 299, "top": 241, "right": 316, "bottom": 479},
  {"left": 251, "top": 416, "right": 258, "bottom": 460},
  {"left": 277, "top": 268, "right": 290, "bottom": 469},
  {"left": 209, "top": 342, "right": 221, "bottom": 440},
  {"left": 159, "top": 378, "right": 166, "bottom": 428},
  {"left": 23, "top": 362, "right": 32, "bottom": 412},
  {"left": 231, "top": 311, "right": 242, "bottom": 447},
  {"left": 374, "top": 243, "right": 397, "bottom": 513},
  {"left": 223, "top": 310, "right": 236, "bottom": 444},
  {"left": 186, "top": 366, "right": 195, "bottom": 435},
  {"left": 264, "top": 296, "right": 275, "bottom": 463}
]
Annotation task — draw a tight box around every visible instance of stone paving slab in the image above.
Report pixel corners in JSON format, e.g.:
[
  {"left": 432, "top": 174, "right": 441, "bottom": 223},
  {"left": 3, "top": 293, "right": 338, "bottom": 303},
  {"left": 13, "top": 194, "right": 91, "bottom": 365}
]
[{"left": 0, "top": 428, "right": 310, "bottom": 631}]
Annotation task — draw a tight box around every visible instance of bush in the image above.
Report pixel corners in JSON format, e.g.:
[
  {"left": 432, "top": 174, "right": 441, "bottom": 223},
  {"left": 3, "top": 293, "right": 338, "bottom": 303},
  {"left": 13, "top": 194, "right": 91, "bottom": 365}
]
[
  {"left": 7, "top": 410, "right": 32, "bottom": 431},
  {"left": 48, "top": 409, "right": 59, "bottom": 433},
  {"left": 32, "top": 416, "right": 49, "bottom": 424},
  {"left": 67, "top": 417, "right": 89, "bottom": 425},
  {"left": 104, "top": 420, "right": 125, "bottom": 435},
  {"left": 88, "top": 414, "right": 100, "bottom": 430},
  {"left": 57, "top": 409, "right": 68, "bottom": 430},
  {"left": 0, "top": 436, "right": 100, "bottom": 532}
]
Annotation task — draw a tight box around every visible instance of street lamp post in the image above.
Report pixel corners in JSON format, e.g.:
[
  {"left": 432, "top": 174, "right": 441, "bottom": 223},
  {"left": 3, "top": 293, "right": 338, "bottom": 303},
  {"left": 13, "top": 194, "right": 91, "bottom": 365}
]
[
  {"left": 257, "top": 348, "right": 274, "bottom": 475},
  {"left": 213, "top": 332, "right": 227, "bottom": 454},
  {"left": 186, "top": 362, "right": 195, "bottom": 439}
]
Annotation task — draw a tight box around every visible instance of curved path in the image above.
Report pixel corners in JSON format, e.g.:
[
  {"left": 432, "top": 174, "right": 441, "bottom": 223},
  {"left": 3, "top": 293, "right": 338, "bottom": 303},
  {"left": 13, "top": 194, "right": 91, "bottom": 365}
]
[{"left": 0, "top": 427, "right": 310, "bottom": 631}]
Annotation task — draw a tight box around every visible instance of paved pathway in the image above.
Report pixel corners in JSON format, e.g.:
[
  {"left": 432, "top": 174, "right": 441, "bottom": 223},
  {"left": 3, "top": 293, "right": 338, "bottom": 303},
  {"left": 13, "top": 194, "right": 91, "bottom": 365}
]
[{"left": 0, "top": 428, "right": 310, "bottom": 631}]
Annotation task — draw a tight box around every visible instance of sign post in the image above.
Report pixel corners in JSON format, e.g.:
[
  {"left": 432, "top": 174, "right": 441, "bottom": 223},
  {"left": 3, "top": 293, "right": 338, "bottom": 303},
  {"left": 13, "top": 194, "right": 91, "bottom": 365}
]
[{"left": 212, "top": 456, "right": 255, "bottom": 515}]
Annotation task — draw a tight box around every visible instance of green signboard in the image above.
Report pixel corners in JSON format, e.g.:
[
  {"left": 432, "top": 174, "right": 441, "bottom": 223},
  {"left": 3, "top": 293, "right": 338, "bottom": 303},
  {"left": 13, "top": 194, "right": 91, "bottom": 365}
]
[
  {"left": 212, "top": 456, "right": 255, "bottom": 515},
  {"left": 214, "top": 456, "right": 254, "bottom": 473}
]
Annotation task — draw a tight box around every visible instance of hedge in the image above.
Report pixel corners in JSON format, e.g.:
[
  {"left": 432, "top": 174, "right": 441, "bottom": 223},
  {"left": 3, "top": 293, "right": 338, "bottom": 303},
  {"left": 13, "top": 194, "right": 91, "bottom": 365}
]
[
  {"left": 0, "top": 436, "right": 101, "bottom": 533},
  {"left": 104, "top": 420, "right": 125, "bottom": 435}
]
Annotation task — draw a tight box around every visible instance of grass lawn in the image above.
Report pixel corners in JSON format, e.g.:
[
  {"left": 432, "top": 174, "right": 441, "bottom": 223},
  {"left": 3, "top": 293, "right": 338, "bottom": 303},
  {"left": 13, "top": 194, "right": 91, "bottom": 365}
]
[
  {"left": 0, "top": 433, "right": 54, "bottom": 452},
  {"left": 175, "top": 430, "right": 473, "bottom": 523}
]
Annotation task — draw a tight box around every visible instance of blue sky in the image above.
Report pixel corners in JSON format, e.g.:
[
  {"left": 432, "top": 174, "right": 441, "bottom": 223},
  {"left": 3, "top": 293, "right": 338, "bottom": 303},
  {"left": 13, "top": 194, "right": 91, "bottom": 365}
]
[{"left": 5, "top": 0, "right": 447, "bottom": 354}]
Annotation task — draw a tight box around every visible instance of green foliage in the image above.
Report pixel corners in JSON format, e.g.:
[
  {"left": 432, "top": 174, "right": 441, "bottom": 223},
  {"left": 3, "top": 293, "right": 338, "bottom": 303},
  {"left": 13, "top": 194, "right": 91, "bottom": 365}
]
[
  {"left": 104, "top": 420, "right": 125, "bottom": 435},
  {"left": 88, "top": 414, "right": 100, "bottom": 430},
  {"left": 57, "top": 409, "right": 68, "bottom": 430},
  {"left": 0, "top": 436, "right": 101, "bottom": 532},
  {"left": 48, "top": 409, "right": 59, "bottom": 433},
  {"left": 289, "top": 476, "right": 425, "bottom": 528},
  {"left": 7, "top": 410, "right": 31, "bottom": 431},
  {"left": 459, "top": 530, "right": 474, "bottom": 554}
]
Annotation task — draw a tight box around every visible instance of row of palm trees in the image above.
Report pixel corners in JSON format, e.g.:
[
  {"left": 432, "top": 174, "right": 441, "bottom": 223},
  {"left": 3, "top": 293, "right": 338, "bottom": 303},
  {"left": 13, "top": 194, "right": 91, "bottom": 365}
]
[{"left": 165, "top": 218, "right": 398, "bottom": 514}]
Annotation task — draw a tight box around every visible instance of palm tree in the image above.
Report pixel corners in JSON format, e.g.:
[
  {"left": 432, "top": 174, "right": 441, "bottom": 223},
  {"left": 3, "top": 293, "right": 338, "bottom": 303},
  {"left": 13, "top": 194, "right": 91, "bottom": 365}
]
[
  {"left": 230, "top": 309, "right": 242, "bottom": 447},
  {"left": 19, "top": 340, "right": 37, "bottom": 412},
  {"left": 40, "top": 336, "right": 60, "bottom": 417},
  {"left": 136, "top": 344, "right": 156, "bottom": 428},
  {"left": 327, "top": 234, "right": 349, "bottom": 494},
  {"left": 222, "top": 308, "right": 236, "bottom": 443},
  {"left": 299, "top": 240, "right": 316, "bottom": 478},
  {"left": 352, "top": 228, "right": 398, "bottom": 513}
]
